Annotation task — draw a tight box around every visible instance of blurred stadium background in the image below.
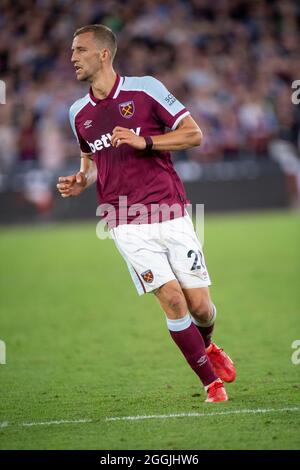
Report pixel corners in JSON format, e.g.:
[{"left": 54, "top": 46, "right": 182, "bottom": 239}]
[
  {"left": 0, "top": 0, "right": 300, "bottom": 222},
  {"left": 1, "top": 0, "right": 300, "bottom": 452}
]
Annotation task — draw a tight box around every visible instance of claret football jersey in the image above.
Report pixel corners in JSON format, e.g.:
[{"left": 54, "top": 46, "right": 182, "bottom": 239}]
[{"left": 69, "top": 74, "right": 190, "bottom": 227}]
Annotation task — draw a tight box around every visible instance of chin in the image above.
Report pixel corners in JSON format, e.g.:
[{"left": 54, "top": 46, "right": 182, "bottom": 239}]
[{"left": 76, "top": 73, "right": 90, "bottom": 82}]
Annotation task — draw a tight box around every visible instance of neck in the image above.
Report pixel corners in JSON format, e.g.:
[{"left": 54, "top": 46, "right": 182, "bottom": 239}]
[{"left": 91, "top": 68, "right": 117, "bottom": 100}]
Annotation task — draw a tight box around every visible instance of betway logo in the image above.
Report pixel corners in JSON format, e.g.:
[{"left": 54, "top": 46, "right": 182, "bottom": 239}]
[{"left": 87, "top": 127, "right": 141, "bottom": 153}]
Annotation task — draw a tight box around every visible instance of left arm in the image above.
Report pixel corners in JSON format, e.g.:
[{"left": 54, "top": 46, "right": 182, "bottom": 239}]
[{"left": 111, "top": 115, "right": 203, "bottom": 152}]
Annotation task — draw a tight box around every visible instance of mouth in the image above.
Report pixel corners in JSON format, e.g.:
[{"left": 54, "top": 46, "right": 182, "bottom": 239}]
[{"left": 74, "top": 65, "right": 83, "bottom": 72}]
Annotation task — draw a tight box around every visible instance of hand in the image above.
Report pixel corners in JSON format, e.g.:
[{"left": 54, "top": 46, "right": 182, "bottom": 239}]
[
  {"left": 111, "top": 127, "right": 146, "bottom": 149},
  {"left": 56, "top": 172, "right": 87, "bottom": 198}
]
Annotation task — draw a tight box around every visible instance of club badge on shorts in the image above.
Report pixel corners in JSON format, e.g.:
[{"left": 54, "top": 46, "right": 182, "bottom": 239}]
[
  {"left": 119, "top": 101, "right": 135, "bottom": 119},
  {"left": 141, "top": 269, "right": 154, "bottom": 283}
]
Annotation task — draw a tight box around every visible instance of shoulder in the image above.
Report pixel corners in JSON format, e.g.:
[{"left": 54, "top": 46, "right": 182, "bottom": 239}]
[
  {"left": 69, "top": 94, "right": 90, "bottom": 121},
  {"left": 121, "top": 75, "right": 164, "bottom": 93}
]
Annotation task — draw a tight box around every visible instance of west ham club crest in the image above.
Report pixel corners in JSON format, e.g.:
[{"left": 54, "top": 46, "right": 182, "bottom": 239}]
[
  {"left": 119, "top": 101, "right": 135, "bottom": 119},
  {"left": 141, "top": 270, "right": 154, "bottom": 283}
]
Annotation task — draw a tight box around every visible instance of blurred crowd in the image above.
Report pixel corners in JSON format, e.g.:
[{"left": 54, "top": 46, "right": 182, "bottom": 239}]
[{"left": 0, "top": 0, "right": 300, "bottom": 206}]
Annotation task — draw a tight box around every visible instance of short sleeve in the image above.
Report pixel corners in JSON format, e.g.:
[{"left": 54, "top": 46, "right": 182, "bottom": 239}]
[
  {"left": 145, "top": 77, "right": 190, "bottom": 130},
  {"left": 74, "top": 124, "right": 92, "bottom": 154},
  {"left": 69, "top": 98, "right": 92, "bottom": 154}
]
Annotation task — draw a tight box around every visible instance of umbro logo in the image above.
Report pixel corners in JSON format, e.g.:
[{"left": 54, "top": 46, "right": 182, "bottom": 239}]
[
  {"left": 196, "top": 355, "right": 207, "bottom": 366},
  {"left": 84, "top": 120, "right": 93, "bottom": 129}
]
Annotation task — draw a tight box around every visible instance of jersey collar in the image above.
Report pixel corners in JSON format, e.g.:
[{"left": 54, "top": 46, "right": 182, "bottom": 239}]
[{"left": 89, "top": 74, "right": 123, "bottom": 106}]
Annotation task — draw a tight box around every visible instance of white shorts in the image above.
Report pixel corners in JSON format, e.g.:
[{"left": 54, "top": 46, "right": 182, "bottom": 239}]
[{"left": 110, "top": 214, "right": 211, "bottom": 295}]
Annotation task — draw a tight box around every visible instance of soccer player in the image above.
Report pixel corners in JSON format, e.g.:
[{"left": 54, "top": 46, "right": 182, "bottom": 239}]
[{"left": 57, "top": 24, "right": 236, "bottom": 403}]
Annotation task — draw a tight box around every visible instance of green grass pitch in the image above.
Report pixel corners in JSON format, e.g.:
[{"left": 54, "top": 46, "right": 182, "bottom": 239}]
[{"left": 0, "top": 210, "right": 299, "bottom": 450}]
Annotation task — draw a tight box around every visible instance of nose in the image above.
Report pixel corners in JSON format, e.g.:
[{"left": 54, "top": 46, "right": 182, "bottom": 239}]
[{"left": 71, "top": 52, "right": 77, "bottom": 63}]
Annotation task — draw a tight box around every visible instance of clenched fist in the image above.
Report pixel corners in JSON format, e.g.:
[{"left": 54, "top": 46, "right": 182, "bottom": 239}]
[{"left": 56, "top": 172, "right": 87, "bottom": 198}]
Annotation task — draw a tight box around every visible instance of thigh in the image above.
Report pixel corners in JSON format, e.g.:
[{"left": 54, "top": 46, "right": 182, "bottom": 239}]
[{"left": 110, "top": 224, "right": 177, "bottom": 295}]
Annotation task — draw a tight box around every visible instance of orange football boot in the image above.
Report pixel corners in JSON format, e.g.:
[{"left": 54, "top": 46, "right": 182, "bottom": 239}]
[
  {"left": 205, "top": 380, "right": 228, "bottom": 403},
  {"left": 206, "top": 343, "right": 236, "bottom": 383}
]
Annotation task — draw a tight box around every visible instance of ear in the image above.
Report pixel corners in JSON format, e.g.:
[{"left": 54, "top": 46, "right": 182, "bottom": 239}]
[{"left": 100, "top": 48, "right": 110, "bottom": 62}]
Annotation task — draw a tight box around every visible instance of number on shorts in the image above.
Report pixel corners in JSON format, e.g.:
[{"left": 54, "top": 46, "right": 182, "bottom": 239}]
[{"left": 188, "top": 250, "right": 205, "bottom": 271}]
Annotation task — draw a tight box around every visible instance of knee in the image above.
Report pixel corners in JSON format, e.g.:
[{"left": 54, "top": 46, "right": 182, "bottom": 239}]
[
  {"left": 190, "top": 298, "right": 213, "bottom": 323},
  {"left": 166, "top": 289, "right": 186, "bottom": 312},
  {"left": 157, "top": 284, "right": 187, "bottom": 316}
]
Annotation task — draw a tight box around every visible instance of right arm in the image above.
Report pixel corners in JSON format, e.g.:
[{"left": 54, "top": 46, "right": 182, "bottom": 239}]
[{"left": 57, "top": 152, "right": 97, "bottom": 198}]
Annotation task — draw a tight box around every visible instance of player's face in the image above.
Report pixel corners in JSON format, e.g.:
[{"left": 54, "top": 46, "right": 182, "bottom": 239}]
[{"left": 71, "top": 32, "right": 104, "bottom": 82}]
